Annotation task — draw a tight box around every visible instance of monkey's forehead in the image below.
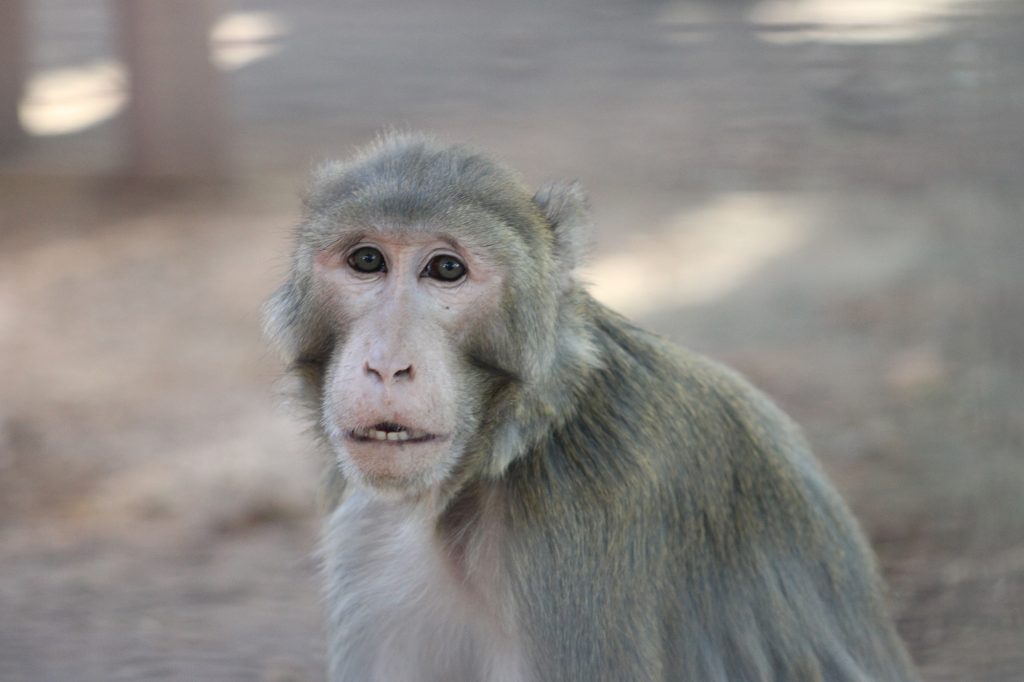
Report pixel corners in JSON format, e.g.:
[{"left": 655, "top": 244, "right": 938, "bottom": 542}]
[
  {"left": 306, "top": 171, "right": 536, "bottom": 221},
  {"left": 300, "top": 207, "right": 541, "bottom": 263},
  {"left": 306, "top": 138, "right": 542, "bottom": 229},
  {"left": 301, "top": 189, "right": 548, "bottom": 255}
]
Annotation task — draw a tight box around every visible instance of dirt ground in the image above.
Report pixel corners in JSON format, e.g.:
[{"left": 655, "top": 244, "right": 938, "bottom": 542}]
[{"left": 1, "top": 1, "right": 1023, "bottom": 680}]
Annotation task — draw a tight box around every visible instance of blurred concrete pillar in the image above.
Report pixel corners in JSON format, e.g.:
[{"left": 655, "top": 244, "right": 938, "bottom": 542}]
[
  {"left": 0, "top": 0, "right": 27, "bottom": 149},
  {"left": 114, "top": 0, "right": 229, "bottom": 177}
]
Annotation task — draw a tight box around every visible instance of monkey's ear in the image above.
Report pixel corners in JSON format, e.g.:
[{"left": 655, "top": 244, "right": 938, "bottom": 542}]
[{"left": 533, "top": 181, "right": 591, "bottom": 278}]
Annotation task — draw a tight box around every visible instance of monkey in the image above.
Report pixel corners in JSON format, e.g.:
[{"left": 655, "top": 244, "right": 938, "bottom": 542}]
[{"left": 264, "top": 132, "right": 919, "bottom": 682}]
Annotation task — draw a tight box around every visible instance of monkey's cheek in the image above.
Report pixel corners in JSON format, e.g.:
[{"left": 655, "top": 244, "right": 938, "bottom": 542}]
[{"left": 339, "top": 438, "right": 453, "bottom": 489}]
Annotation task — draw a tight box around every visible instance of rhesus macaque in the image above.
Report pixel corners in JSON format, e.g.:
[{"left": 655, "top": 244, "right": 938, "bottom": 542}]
[{"left": 265, "top": 133, "right": 919, "bottom": 681}]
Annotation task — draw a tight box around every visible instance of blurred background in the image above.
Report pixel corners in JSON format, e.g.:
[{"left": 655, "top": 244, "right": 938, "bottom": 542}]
[{"left": 1, "top": 0, "right": 1022, "bottom": 679}]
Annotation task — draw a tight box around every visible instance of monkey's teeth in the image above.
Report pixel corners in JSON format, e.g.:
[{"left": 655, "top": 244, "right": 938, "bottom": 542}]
[{"left": 352, "top": 427, "right": 430, "bottom": 442}]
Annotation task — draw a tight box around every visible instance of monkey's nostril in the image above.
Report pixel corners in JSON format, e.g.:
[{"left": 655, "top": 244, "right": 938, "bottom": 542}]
[{"left": 363, "top": 362, "right": 413, "bottom": 382}]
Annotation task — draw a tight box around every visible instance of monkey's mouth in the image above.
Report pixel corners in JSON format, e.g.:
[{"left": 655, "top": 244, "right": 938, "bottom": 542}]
[{"left": 348, "top": 422, "right": 438, "bottom": 443}]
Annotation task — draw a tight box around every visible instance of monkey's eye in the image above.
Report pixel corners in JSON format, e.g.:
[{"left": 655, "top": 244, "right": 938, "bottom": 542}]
[
  {"left": 347, "top": 246, "right": 386, "bottom": 273},
  {"left": 423, "top": 254, "right": 467, "bottom": 282}
]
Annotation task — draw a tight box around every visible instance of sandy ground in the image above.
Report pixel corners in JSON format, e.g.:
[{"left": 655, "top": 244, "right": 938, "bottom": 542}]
[{"left": 2, "top": 0, "right": 1023, "bottom": 679}]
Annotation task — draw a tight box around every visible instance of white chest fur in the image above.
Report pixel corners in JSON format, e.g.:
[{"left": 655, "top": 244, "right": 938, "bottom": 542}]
[{"left": 321, "top": 488, "right": 526, "bottom": 682}]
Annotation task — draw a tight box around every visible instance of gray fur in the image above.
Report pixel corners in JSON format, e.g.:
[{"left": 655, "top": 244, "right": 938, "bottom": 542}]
[{"left": 265, "top": 132, "right": 919, "bottom": 681}]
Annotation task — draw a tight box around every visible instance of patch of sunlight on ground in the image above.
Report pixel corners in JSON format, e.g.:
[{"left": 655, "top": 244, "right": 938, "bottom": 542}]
[
  {"left": 749, "top": 0, "right": 976, "bottom": 45},
  {"left": 584, "top": 192, "right": 812, "bottom": 316},
  {"left": 211, "top": 11, "right": 290, "bottom": 70},
  {"left": 19, "top": 60, "right": 126, "bottom": 137}
]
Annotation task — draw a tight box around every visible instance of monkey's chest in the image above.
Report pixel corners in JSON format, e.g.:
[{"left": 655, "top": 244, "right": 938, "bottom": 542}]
[{"left": 321, "top": 493, "right": 524, "bottom": 681}]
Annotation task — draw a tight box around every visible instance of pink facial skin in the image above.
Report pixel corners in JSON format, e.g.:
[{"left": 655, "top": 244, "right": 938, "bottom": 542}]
[{"left": 313, "top": 231, "right": 503, "bottom": 493}]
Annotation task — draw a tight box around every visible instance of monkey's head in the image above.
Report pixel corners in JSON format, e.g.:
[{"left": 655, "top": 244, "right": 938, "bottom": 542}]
[{"left": 265, "top": 133, "right": 595, "bottom": 497}]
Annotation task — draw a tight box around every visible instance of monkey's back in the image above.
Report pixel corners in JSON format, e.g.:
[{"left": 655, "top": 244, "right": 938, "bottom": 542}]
[{"left": 504, "top": 301, "right": 918, "bottom": 682}]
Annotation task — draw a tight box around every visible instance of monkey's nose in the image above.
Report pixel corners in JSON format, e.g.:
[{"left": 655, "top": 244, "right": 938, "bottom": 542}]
[{"left": 364, "top": 361, "right": 414, "bottom": 383}]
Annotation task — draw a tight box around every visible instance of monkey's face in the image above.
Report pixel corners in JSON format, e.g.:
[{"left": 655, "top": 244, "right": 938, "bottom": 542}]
[
  {"left": 312, "top": 229, "right": 508, "bottom": 494},
  {"left": 265, "top": 135, "right": 587, "bottom": 496}
]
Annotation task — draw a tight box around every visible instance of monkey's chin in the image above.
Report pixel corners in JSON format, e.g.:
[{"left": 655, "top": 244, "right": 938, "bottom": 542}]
[{"left": 339, "top": 436, "right": 455, "bottom": 494}]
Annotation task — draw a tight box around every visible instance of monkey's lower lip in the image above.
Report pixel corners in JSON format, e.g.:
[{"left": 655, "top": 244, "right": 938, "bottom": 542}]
[{"left": 347, "top": 424, "right": 439, "bottom": 443}]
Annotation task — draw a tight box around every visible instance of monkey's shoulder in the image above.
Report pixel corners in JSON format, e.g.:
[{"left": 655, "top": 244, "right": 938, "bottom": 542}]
[
  {"left": 590, "top": 317, "right": 816, "bottom": 469},
  {"left": 564, "top": 318, "right": 857, "bottom": 540}
]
